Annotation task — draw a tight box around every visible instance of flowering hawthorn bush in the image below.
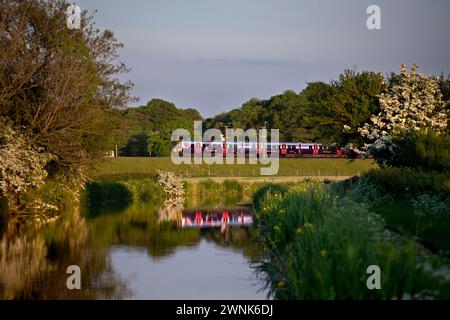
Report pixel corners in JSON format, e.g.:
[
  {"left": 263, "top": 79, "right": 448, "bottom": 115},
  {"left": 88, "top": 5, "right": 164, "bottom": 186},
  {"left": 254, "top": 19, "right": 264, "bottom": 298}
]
[
  {"left": 359, "top": 64, "right": 447, "bottom": 141},
  {"left": 0, "top": 123, "right": 54, "bottom": 208},
  {"left": 368, "top": 136, "right": 397, "bottom": 167},
  {"left": 359, "top": 65, "right": 448, "bottom": 167}
]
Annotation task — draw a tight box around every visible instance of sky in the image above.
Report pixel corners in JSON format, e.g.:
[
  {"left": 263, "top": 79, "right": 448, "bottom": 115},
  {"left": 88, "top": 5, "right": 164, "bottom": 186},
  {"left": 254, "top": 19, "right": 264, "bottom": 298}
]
[{"left": 77, "top": 0, "right": 450, "bottom": 117}]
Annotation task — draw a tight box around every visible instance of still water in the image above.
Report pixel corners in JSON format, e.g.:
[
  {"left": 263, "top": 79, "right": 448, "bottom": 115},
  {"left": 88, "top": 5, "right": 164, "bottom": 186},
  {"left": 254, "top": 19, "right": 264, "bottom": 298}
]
[{"left": 0, "top": 200, "right": 268, "bottom": 299}]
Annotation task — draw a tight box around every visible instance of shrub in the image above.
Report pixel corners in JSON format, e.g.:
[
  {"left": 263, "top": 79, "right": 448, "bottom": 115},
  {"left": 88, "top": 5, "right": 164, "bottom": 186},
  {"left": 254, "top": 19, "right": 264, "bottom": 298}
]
[
  {"left": 252, "top": 183, "right": 289, "bottom": 212},
  {"left": 82, "top": 178, "right": 164, "bottom": 211},
  {"left": 370, "top": 129, "right": 450, "bottom": 172},
  {"left": 83, "top": 181, "right": 133, "bottom": 207},
  {"left": 0, "top": 122, "right": 54, "bottom": 210},
  {"left": 361, "top": 168, "right": 449, "bottom": 197},
  {"left": 334, "top": 175, "right": 392, "bottom": 205},
  {"left": 3, "top": 179, "right": 77, "bottom": 217}
]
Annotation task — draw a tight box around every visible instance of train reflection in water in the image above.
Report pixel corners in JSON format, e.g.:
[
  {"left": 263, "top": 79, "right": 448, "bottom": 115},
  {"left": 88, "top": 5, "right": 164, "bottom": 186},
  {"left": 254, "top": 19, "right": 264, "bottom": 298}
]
[{"left": 179, "top": 208, "right": 253, "bottom": 229}]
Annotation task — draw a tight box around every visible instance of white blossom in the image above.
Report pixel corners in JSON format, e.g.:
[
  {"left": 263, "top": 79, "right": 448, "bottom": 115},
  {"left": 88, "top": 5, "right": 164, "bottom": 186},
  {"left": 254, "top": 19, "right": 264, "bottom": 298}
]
[
  {"left": 0, "top": 123, "right": 54, "bottom": 207},
  {"left": 359, "top": 64, "right": 448, "bottom": 142}
]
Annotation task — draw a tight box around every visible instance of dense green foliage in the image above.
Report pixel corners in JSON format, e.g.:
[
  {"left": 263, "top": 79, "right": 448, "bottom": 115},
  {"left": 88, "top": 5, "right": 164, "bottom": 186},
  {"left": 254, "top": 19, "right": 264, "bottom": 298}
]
[
  {"left": 253, "top": 182, "right": 450, "bottom": 299},
  {"left": 83, "top": 178, "right": 164, "bottom": 209},
  {"left": 371, "top": 130, "right": 450, "bottom": 171},
  {"left": 204, "top": 70, "right": 386, "bottom": 146},
  {"left": 0, "top": 0, "right": 134, "bottom": 172},
  {"left": 346, "top": 168, "right": 450, "bottom": 198},
  {"left": 106, "top": 99, "right": 202, "bottom": 156},
  {"left": 83, "top": 181, "right": 133, "bottom": 207}
]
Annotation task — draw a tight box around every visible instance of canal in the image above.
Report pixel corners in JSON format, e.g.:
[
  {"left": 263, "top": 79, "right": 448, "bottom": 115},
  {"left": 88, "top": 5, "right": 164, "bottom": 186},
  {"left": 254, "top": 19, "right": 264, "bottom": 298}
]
[{"left": 0, "top": 199, "right": 268, "bottom": 299}]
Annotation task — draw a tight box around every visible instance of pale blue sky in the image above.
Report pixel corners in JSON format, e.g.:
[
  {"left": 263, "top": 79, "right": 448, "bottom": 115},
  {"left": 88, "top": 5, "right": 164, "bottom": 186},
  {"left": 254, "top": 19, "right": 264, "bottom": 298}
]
[{"left": 78, "top": 0, "right": 450, "bottom": 117}]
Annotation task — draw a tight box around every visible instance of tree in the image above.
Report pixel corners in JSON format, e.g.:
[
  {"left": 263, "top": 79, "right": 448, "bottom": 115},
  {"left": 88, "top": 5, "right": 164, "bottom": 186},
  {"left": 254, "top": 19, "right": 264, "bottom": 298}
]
[
  {"left": 359, "top": 65, "right": 447, "bottom": 142},
  {"left": 147, "top": 118, "right": 194, "bottom": 157},
  {"left": 0, "top": 0, "right": 134, "bottom": 175},
  {"left": 120, "top": 133, "right": 149, "bottom": 157},
  {"left": 302, "top": 70, "right": 386, "bottom": 146}
]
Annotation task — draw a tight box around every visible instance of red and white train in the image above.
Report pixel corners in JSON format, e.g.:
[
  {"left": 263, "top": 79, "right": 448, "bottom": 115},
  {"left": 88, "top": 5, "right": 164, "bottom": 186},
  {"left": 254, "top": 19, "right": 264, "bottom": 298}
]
[{"left": 175, "top": 141, "right": 359, "bottom": 158}]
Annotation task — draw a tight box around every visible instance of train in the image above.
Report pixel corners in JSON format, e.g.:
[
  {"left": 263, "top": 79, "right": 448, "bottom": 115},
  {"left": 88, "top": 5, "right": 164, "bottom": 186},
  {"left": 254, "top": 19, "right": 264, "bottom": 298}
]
[{"left": 173, "top": 141, "right": 362, "bottom": 159}]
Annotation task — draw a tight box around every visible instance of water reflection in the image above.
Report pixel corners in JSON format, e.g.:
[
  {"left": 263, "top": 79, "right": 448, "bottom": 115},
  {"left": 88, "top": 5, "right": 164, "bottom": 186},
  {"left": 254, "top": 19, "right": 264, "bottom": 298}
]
[
  {"left": 179, "top": 209, "right": 253, "bottom": 229},
  {"left": 0, "top": 197, "right": 266, "bottom": 299},
  {"left": 0, "top": 211, "right": 129, "bottom": 299}
]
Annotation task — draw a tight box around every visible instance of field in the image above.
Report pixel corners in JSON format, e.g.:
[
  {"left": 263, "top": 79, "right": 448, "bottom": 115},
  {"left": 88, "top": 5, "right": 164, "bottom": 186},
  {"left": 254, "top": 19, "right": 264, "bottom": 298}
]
[{"left": 89, "top": 157, "right": 377, "bottom": 181}]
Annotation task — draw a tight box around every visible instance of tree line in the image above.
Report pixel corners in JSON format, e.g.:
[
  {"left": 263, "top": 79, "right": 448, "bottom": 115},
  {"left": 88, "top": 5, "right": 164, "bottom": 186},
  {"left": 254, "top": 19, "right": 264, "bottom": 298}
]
[
  {"left": 205, "top": 70, "right": 450, "bottom": 147},
  {"left": 110, "top": 68, "right": 450, "bottom": 157}
]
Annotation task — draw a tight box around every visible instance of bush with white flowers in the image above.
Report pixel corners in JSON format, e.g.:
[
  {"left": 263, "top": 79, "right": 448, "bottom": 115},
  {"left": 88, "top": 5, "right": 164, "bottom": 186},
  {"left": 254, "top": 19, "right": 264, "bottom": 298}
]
[
  {"left": 0, "top": 123, "right": 54, "bottom": 209},
  {"left": 359, "top": 65, "right": 448, "bottom": 167},
  {"left": 359, "top": 64, "right": 448, "bottom": 141},
  {"left": 368, "top": 135, "right": 399, "bottom": 167}
]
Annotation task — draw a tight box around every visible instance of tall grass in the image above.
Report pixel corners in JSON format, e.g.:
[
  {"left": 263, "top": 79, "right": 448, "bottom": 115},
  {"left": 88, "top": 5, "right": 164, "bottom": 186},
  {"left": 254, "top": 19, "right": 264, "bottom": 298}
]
[{"left": 253, "top": 183, "right": 450, "bottom": 299}]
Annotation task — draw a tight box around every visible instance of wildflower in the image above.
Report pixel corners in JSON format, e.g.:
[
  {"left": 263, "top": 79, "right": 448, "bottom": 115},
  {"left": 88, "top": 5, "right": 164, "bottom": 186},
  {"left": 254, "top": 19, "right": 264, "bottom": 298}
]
[
  {"left": 343, "top": 125, "right": 351, "bottom": 133},
  {"left": 304, "top": 222, "right": 313, "bottom": 229},
  {"left": 277, "top": 281, "right": 286, "bottom": 288},
  {"left": 320, "top": 250, "right": 328, "bottom": 257},
  {"left": 295, "top": 227, "right": 303, "bottom": 235}
]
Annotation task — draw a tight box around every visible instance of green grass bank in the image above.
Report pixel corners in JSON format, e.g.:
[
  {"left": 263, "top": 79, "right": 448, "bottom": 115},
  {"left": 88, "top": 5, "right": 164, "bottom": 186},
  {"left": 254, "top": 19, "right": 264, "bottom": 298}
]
[{"left": 89, "top": 157, "right": 377, "bottom": 181}]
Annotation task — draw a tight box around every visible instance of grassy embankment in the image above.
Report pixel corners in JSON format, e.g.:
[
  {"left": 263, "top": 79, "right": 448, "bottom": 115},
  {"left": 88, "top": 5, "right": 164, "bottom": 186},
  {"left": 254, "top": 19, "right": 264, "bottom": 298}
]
[
  {"left": 343, "top": 169, "right": 450, "bottom": 256},
  {"left": 89, "top": 157, "right": 377, "bottom": 181},
  {"left": 252, "top": 168, "right": 450, "bottom": 299}
]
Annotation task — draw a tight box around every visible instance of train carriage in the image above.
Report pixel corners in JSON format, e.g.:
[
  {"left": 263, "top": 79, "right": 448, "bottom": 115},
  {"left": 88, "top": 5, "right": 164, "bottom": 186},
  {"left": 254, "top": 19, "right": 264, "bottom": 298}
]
[{"left": 175, "top": 140, "right": 357, "bottom": 158}]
